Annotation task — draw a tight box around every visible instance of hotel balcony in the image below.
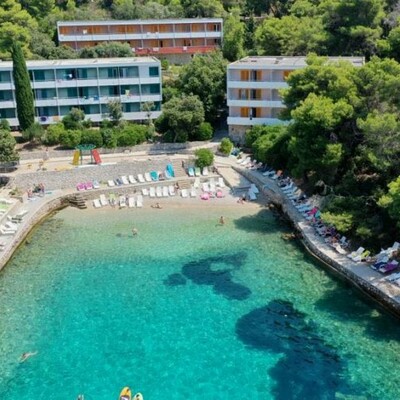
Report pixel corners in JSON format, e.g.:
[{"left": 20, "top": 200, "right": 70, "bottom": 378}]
[
  {"left": 227, "top": 81, "right": 288, "bottom": 90},
  {"left": 227, "top": 117, "right": 288, "bottom": 126},
  {"left": 58, "top": 31, "right": 222, "bottom": 43},
  {"left": 0, "top": 100, "right": 15, "bottom": 108},
  {"left": 133, "top": 45, "right": 218, "bottom": 55},
  {"left": 227, "top": 99, "right": 284, "bottom": 108}
]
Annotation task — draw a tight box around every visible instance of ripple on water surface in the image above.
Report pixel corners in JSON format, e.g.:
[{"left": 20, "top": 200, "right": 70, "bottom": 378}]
[{"left": 0, "top": 206, "right": 400, "bottom": 399}]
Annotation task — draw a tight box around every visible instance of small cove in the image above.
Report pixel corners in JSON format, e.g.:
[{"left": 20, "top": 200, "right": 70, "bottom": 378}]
[{"left": 0, "top": 205, "right": 400, "bottom": 399}]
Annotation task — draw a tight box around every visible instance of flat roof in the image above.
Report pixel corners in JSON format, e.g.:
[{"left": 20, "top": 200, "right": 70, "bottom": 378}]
[
  {"left": 58, "top": 18, "right": 223, "bottom": 27},
  {"left": 229, "top": 56, "right": 365, "bottom": 68},
  {"left": 0, "top": 57, "right": 160, "bottom": 69}
]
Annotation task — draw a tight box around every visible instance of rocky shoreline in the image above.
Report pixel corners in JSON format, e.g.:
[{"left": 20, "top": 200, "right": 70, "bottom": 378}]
[{"left": 235, "top": 165, "right": 400, "bottom": 319}]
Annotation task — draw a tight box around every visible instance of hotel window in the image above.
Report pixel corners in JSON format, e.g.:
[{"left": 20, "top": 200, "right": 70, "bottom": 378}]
[
  {"left": 98, "top": 67, "right": 118, "bottom": 79},
  {"left": 123, "top": 102, "right": 140, "bottom": 112},
  {"left": 119, "top": 67, "right": 139, "bottom": 78},
  {"left": 0, "top": 71, "right": 11, "bottom": 83},
  {"left": 0, "top": 108, "right": 16, "bottom": 118},
  {"left": 36, "top": 107, "right": 58, "bottom": 117},
  {"left": 213, "top": 24, "right": 220, "bottom": 32},
  {"left": 141, "top": 84, "right": 160, "bottom": 94},
  {"left": 0, "top": 90, "right": 13, "bottom": 101},
  {"left": 35, "top": 89, "right": 56, "bottom": 100},
  {"left": 149, "top": 67, "right": 159, "bottom": 77}
]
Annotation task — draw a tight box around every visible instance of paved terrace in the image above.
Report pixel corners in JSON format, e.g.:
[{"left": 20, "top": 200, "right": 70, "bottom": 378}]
[{"left": 232, "top": 160, "right": 400, "bottom": 317}]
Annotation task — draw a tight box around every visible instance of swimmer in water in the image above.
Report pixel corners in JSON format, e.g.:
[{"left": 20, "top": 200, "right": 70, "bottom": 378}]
[
  {"left": 20, "top": 351, "right": 38, "bottom": 362},
  {"left": 132, "top": 227, "right": 138, "bottom": 236}
]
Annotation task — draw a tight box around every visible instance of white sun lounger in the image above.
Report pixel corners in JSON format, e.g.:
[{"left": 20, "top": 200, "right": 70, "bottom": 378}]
[
  {"left": 181, "top": 189, "right": 188, "bottom": 198},
  {"left": 241, "top": 157, "right": 251, "bottom": 166},
  {"left": 119, "top": 195, "right": 126, "bottom": 208},
  {"left": 210, "top": 182, "right": 216, "bottom": 192},
  {"left": 202, "top": 167, "right": 209, "bottom": 176},
  {"left": 156, "top": 186, "right": 163, "bottom": 197},
  {"left": 0, "top": 198, "right": 13, "bottom": 205},
  {"left": 15, "top": 209, "right": 28, "bottom": 218},
  {"left": 149, "top": 187, "right": 156, "bottom": 198},
  {"left": 250, "top": 184, "right": 259, "bottom": 194},
  {"left": 128, "top": 175, "right": 137, "bottom": 184},
  {"left": 0, "top": 228, "right": 15, "bottom": 235},
  {"left": 202, "top": 182, "right": 210, "bottom": 192},
  {"left": 163, "top": 186, "right": 169, "bottom": 197},
  {"left": 144, "top": 172, "right": 152, "bottom": 182},
  {"left": 218, "top": 177, "right": 225, "bottom": 188},
  {"left": 137, "top": 174, "right": 145, "bottom": 183},
  {"left": 99, "top": 194, "right": 108, "bottom": 206},
  {"left": 121, "top": 176, "right": 129, "bottom": 185},
  {"left": 108, "top": 180, "right": 115, "bottom": 187},
  {"left": 93, "top": 199, "right": 102, "bottom": 208},
  {"left": 248, "top": 190, "right": 257, "bottom": 201},
  {"left": 136, "top": 195, "right": 143, "bottom": 207},
  {"left": 194, "top": 177, "right": 200, "bottom": 188},
  {"left": 142, "top": 188, "right": 149, "bottom": 196},
  {"left": 348, "top": 247, "right": 365, "bottom": 259},
  {"left": 190, "top": 188, "right": 197, "bottom": 198},
  {"left": 169, "top": 185, "right": 176, "bottom": 196},
  {"left": 128, "top": 196, "right": 135, "bottom": 208}
]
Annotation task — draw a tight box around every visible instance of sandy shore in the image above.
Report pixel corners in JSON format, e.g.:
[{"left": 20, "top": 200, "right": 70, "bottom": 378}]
[{"left": 2, "top": 151, "right": 400, "bottom": 320}]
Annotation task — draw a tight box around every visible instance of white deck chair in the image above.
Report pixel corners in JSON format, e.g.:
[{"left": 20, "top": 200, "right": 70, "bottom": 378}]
[
  {"left": 128, "top": 196, "right": 135, "bottom": 208},
  {"left": 142, "top": 188, "right": 149, "bottom": 196},
  {"left": 190, "top": 188, "right": 197, "bottom": 198},
  {"left": 348, "top": 247, "right": 365, "bottom": 259},
  {"left": 121, "top": 176, "right": 129, "bottom": 185},
  {"left": 241, "top": 157, "right": 251, "bottom": 166},
  {"left": 0, "top": 228, "right": 15, "bottom": 236},
  {"left": 119, "top": 195, "right": 126, "bottom": 208},
  {"left": 108, "top": 180, "right": 115, "bottom": 187},
  {"left": 181, "top": 189, "right": 188, "bottom": 198},
  {"left": 136, "top": 195, "right": 143, "bottom": 207},
  {"left": 209, "top": 182, "right": 216, "bottom": 192},
  {"left": 169, "top": 185, "right": 176, "bottom": 196},
  {"left": 248, "top": 190, "right": 257, "bottom": 201},
  {"left": 128, "top": 175, "right": 137, "bottom": 184},
  {"left": 250, "top": 183, "right": 259, "bottom": 194},
  {"left": 144, "top": 172, "right": 152, "bottom": 182},
  {"left": 217, "top": 177, "right": 225, "bottom": 188},
  {"left": 156, "top": 186, "right": 163, "bottom": 197},
  {"left": 99, "top": 194, "right": 108, "bottom": 206},
  {"left": 202, "top": 182, "right": 210, "bottom": 192},
  {"left": 137, "top": 174, "right": 145, "bottom": 183},
  {"left": 194, "top": 177, "right": 200, "bottom": 188},
  {"left": 149, "top": 187, "right": 156, "bottom": 198},
  {"left": 163, "top": 186, "right": 169, "bottom": 197},
  {"left": 93, "top": 199, "right": 102, "bottom": 208},
  {"left": 202, "top": 167, "right": 209, "bottom": 176}
]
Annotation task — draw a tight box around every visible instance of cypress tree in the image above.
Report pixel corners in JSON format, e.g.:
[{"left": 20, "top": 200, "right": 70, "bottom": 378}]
[{"left": 11, "top": 43, "right": 35, "bottom": 131}]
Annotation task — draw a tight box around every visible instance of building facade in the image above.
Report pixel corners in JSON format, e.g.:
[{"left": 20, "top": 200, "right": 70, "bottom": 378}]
[
  {"left": 57, "top": 19, "right": 223, "bottom": 63},
  {"left": 0, "top": 57, "right": 162, "bottom": 128},
  {"left": 227, "top": 56, "right": 364, "bottom": 143}
]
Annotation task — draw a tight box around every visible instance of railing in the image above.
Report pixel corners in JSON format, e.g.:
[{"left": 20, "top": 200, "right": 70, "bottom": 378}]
[{"left": 134, "top": 45, "right": 218, "bottom": 55}]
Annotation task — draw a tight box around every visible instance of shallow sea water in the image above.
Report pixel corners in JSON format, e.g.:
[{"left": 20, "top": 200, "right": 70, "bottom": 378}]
[{"left": 1, "top": 205, "right": 400, "bottom": 400}]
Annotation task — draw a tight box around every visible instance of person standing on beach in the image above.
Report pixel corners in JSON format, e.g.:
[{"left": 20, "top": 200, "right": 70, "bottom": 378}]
[{"left": 219, "top": 216, "right": 225, "bottom": 225}]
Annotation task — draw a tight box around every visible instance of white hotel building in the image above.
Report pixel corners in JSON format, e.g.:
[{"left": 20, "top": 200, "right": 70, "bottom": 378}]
[
  {"left": 227, "top": 56, "right": 364, "bottom": 143},
  {"left": 0, "top": 57, "right": 162, "bottom": 128},
  {"left": 57, "top": 19, "right": 223, "bottom": 64}
]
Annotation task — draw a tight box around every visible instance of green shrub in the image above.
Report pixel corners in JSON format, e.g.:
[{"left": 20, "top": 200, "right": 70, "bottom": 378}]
[
  {"left": 194, "top": 122, "right": 213, "bottom": 141},
  {"left": 0, "top": 119, "right": 10, "bottom": 131},
  {"left": 62, "top": 108, "right": 85, "bottom": 130},
  {"left": 42, "top": 123, "right": 65, "bottom": 146},
  {"left": 22, "top": 122, "right": 44, "bottom": 142},
  {"left": 80, "top": 129, "right": 103, "bottom": 148},
  {"left": 59, "top": 130, "right": 82, "bottom": 148},
  {"left": 116, "top": 124, "right": 147, "bottom": 146},
  {"left": 101, "top": 128, "right": 118, "bottom": 148},
  {"left": 161, "top": 59, "right": 169, "bottom": 70},
  {"left": 195, "top": 148, "right": 214, "bottom": 168},
  {"left": 219, "top": 138, "right": 233, "bottom": 155}
]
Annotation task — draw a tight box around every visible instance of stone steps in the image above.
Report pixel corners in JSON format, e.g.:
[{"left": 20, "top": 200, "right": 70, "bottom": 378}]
[{"left": 68, "top": 193, "right": 87, "bottom": 209}]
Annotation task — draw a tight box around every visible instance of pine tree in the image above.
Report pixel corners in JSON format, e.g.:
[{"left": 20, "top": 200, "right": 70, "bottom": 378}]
[{"left": 11, "top": 43, "right": 35, "bottom": 131}]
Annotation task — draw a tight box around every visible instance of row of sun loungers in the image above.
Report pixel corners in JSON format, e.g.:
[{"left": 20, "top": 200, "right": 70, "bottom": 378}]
[
  {"left": 258, "top": 162, "right": 400, "bottom": 277},
  {"left": 187, "top": 166, "right": 209, "bottom": 177},
  {"left": 93, "top": 194, "right": 144, "bottom": 209},
  {"left": 0, "top": 209, "right": 28, "bottom": 238}
]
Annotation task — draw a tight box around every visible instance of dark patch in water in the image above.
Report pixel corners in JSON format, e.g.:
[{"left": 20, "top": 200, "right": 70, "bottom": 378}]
[
  {"left": 116, "top": 233, "right": 123, "bottom": 237},
  {"left": 236, "top": 300, "right": 363, "bottom": 399},
  {"left": 181, "top": 253, "right": 251, "bottom": 300},
  {"left": 164, "top": 273, "right": 186, "bottom": 286}
]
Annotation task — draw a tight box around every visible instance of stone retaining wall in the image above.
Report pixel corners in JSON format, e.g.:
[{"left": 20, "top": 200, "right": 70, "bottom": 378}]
[
  {"left": 19, "top": 142, "right": 219, "bottom": 161},
  {"left": 236, "top": 166, "right": 400, "bottom": 318}
]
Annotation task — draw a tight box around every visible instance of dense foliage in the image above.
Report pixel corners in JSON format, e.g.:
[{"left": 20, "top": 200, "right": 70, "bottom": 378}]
[
  {"left": 246, "top": 55, "right": 400, "bottom": 248},
  {"left": 0, "top": 122, "right": 18, "bottom": 162}
]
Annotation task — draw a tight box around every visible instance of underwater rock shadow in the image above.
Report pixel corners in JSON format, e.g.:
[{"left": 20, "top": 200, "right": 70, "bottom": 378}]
[
  {"left": 181, "top": 253, "right": 251, "bottom": 301},
  {"left": 233, "top": 209, "right": 283, "bottom": 234},
  {"left": 164, "top": 273, "right": 187, "bottom": 286},
  {"left": 314, "top": 287, "right": 400, "bottom": 342},
  {"left": 235, "top": 300, "right": 363, "bottom": 399}
]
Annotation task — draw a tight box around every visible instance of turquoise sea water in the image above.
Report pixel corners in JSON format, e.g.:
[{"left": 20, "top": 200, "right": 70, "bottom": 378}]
[{"left": 1, "top": 204, "right": 400, "bottom": 400}]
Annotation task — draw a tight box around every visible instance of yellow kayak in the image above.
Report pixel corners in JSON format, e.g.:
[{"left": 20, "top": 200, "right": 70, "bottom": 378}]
[
  {"left": 133, "top": 393, "right": 143, "bottom": 400},
  {"left": 119, "top": 387, "right": 132, "bottom": 400}
]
